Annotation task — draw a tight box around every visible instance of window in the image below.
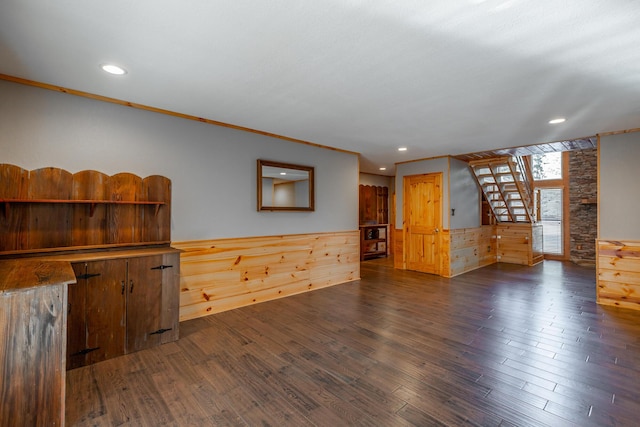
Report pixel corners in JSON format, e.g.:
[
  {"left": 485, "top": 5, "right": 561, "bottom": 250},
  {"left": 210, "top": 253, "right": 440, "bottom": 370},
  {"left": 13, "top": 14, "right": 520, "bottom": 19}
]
[{"left": 531, "top": 152, "right": 562, "bottom": 180}]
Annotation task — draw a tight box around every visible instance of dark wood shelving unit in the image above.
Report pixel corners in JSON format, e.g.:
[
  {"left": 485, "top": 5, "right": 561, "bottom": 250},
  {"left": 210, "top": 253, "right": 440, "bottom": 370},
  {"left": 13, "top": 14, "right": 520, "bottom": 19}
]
[{"left": 360, "top": 224, "right": 388, "bottom": 261}]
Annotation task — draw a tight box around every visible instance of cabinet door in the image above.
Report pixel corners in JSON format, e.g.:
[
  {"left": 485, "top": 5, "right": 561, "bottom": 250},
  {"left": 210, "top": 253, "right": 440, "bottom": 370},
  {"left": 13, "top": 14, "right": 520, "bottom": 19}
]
[
  {"left": 67, "top": 263, "right": 88, "bottom": 370},
  {"left": 126, "top": 255, "right": 163, "bottom": 352},
  {"left": 67, "top": 260, "right": 126, "bottom": 369},
  {"left": 85, "top": 259, "right": 126, "bottom": 365}
]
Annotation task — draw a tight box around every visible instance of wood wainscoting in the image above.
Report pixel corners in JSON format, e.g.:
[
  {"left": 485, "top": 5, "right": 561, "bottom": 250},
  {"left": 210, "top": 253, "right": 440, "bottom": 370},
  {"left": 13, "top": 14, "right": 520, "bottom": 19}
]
[
  {"left": 445, "top": 226, "right": 497, "bottom": 277},
  {"left": 597, "top": 239, "right": 640, "bottom": 310},
  {"left": 496, "top": 223, "right": 543, "bottom": 266},
  {"left": 173, "top": 231, "right": 360, "bottom": 321},
  {"left": 394, "top": 224, "right": 545, "bottom": 277}
]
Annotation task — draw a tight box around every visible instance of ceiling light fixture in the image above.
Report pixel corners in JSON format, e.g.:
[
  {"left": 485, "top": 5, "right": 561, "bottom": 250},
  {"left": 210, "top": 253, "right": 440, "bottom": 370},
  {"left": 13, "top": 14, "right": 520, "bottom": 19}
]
[
  {"left": 280, "top": 172, "right": 287, "bottom": 175},
  {"left": 379, "top": 167, "right": 386, "bottom": 171},
  {"left": 548, "top": 118, "right": 566, "bottom": 124},
  {"left": 398, "top": 147, "right": 408, "bottom": 152},
  {"left": 100, "top": 64, "right": 127, "bottom": 75}
]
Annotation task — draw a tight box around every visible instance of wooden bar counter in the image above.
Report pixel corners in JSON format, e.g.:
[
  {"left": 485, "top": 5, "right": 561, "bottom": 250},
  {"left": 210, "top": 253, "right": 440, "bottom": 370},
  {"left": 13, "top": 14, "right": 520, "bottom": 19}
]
[{"left": 0, "top": 259, "right": 76, "bottom": 427}]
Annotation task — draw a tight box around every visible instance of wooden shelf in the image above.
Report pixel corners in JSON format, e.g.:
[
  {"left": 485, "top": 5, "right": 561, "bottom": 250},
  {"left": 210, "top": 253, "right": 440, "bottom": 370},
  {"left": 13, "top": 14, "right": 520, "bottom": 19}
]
[
  {"left": 1, "top": 198, "right": 166, "bottom": 217},
  {"left": 360, "top": 224, "right": 388, "bottom": 261}
]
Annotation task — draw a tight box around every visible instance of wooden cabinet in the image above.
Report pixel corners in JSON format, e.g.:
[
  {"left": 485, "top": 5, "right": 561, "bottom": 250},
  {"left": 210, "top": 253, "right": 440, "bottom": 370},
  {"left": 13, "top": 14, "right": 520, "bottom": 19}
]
[
  {"left": 359, "top": 185, "right": 388, "bottom": 225},
  {"left": 360, "top": 224, "right": 388, "bottom": 261},
  {"left": 1, "top": 260, "right": 76, "bottom": 427},
  {"left": 66, "top": 249, "right": 180, "bottom": 369}
]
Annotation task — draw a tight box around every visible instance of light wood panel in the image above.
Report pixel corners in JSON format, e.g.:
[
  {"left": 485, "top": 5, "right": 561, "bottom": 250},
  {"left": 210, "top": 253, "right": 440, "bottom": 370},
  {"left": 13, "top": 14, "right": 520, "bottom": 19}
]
[
  {"left": 496, "top": 223, "right": 543, "bottom": 266},
  {"left": 446, "top": 226, "right": 497, "bottom": 277},
  {"left": 393, "top": 228, "right": 404, "bottom": 269},
  {"left": 597, "top": 239, "right": 640, "bottom": 310},
  {"left": 174, "top": 231, "right": 360, "bottom": 321}
]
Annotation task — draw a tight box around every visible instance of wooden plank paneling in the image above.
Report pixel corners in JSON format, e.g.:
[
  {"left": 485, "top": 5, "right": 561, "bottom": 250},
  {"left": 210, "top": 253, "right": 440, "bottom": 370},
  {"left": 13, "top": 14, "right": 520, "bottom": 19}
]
[
  {"left": 71, "top": 170, "right": 109, "bottom": 246},
  {"left": 597, "top": 239, "right": 640, "bottom": 310},
  {"left": 109, "top": 173, "right": 143, "bottom": 244},
  {"left": 496, "top": 223, "right": 541, "bottom": 266},
  {"left": 28, "top": 167, "right": 73, "bottom": 249},
  {"left": 447, "top": 226, "right": 497, "bottom": 277},
  {"left": 0, "top": 259, "right": 75, "bottom": 427},
  {"left": 0, "top": 164, "right": 172, "bottom": 254},
  {"left": 143, "top": 175, "right": 171, "bottom": 243},
  {"left": 0, "top": 164, "right": 29, "bottom": 252},
  {"left": 174, "top": 231, "right": 360, "bottom": 321},
  {"left": 394, "top": 228, "right": 404, "bottom": 269}
]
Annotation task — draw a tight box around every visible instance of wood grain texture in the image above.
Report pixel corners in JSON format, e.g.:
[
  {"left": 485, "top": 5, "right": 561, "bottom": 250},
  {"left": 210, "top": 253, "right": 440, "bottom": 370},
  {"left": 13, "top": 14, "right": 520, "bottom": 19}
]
[
  {"left": 142, "top": 175, "right": 171, "bottom": 243},
  {"left": 65, "top": 258, "right": 640, "bottom": 427},
  {"left": 0, "top": 260, "right": 74, "bottom": 427},
  {"left": 0, "top": 164, "right": 29, "bottom": 252},
  {"left": 597, "top": 239, "right": 640, "bottom": 310},
  {"left": 174, "top": 231, "right": 360, "bottom": 321},
  {"left": 446, "top": 226, "right": 497, "bottom": 277},
  {"left": 71, "top": 170, "right": 109, "bottom": 246},
  {"left": 0, "top": 164, "right": 172, "bottom": 254},
  {"left": 393, "top": 228, "right": 404, "bottom": 269},
  {"left": 28, "top": 167, "right": 73, "bottom": 249},
  {"left": 496, "top": 223, "right": 543, "bottom": 266}
]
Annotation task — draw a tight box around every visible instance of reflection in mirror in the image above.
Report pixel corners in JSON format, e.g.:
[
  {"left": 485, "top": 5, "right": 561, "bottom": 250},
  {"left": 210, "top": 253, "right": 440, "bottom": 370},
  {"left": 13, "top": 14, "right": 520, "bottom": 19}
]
[{"left": 258, "top": 160, "right": 314, "bottom": 211}]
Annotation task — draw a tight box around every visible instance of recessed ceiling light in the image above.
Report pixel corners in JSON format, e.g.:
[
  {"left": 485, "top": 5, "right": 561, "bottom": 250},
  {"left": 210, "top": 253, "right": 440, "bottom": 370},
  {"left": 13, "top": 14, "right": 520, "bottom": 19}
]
[
  {"left": 100, "top": 64, "right": 127, "bottom": 75},
  {"left": 379, "top": 167, "right": 386, "bottom": 171},
  {"left": 280, "top": 172, "right": 287, "bottom": 175},
  {"left": 549, "top": 118, "right": 566, "bottom": 124},
  {"left": 398, "top": 147, "right": 408, "bottom": 152}
]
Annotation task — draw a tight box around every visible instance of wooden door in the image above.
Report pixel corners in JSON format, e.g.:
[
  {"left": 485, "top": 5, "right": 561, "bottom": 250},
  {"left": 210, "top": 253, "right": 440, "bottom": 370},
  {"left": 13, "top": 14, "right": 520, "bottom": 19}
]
[
  {"left": 403, "top": 173, "right": 442, "bottom": 275},
  {"left": 85, "top": 260, "right": 126, "bottom": 365},
  {"left": 126, "top": 255, "right": 163, "bottom": 353}
]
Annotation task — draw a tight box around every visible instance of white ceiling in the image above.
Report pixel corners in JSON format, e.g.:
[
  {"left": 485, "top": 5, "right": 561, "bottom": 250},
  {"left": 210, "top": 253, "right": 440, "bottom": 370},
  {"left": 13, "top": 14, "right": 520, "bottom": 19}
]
[{"left": 1, "top": 1, "right": 639, "bottom": 175}]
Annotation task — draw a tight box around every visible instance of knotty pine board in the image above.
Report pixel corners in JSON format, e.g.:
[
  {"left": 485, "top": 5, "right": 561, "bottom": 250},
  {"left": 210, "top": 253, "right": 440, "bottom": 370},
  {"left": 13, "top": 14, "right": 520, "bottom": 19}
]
[
  {"left": 597, "top": 239, "right": 640, "bottom": 310},
  {"left": 174, "top": 231, "right": 360, "bottom": 321},
  {"left": 446, "top": 226, "right": 497, "bottom": 277},
  {"left": 496, "top": 223, "right": 542, "bottom": 266}
]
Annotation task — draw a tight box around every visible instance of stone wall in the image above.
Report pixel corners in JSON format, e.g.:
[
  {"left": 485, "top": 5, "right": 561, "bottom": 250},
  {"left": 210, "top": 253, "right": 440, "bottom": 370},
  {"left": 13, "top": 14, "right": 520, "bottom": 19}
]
[{"left": 569, "top": 148, "right": 597, "bottom": 266}]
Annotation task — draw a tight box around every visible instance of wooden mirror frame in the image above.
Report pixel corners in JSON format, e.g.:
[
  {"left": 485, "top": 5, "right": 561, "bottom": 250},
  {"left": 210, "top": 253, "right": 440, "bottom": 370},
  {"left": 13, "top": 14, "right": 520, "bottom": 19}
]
[{"left": 257, "top": 159, "right": 315, "bottom": 211}]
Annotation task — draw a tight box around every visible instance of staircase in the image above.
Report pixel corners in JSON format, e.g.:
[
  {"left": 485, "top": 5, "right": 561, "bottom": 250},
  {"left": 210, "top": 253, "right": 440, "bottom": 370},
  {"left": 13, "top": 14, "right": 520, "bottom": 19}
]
[{"left": 469, "top": 156, "right": 535, "bottom": 223}]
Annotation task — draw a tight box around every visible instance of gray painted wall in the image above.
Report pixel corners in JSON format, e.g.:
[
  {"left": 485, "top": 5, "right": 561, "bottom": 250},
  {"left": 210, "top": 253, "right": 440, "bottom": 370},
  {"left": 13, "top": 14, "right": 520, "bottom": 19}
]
[
  {"left": 449, "top": 157, "right": 481, "bottom": 229},
  {"left": 395, "top": 157, "right": 480, "bottom": 231},
  {"left": 359, "top": 172, "right": 392, "bottom": 188},
  {"left": 599, "top": 132, "right": 640, "bottom": 240},
  {"left": 0, "top": 80, "right": 358, "bottom": 241}
]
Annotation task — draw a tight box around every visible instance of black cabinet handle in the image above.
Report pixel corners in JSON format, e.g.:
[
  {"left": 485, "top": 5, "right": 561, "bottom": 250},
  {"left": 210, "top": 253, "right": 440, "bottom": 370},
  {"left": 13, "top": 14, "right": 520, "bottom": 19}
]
[
  {"left": 130, "top": 280, "right": 134, "bottom": 294},
  {"left": 150, "top": 328, "right": 172, "bottom": 335},
  {"left": 151, "top": 264, "right": 173, "bottom": 270},
  {"left": 121, "top": 280, "right": 125, "bottom": 295}
]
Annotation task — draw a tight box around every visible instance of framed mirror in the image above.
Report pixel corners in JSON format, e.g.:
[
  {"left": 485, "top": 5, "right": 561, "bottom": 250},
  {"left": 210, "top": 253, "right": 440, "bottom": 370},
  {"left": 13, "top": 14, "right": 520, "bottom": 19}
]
[{"left": 258, "top": 160, "right": 314, "bottom": 211}]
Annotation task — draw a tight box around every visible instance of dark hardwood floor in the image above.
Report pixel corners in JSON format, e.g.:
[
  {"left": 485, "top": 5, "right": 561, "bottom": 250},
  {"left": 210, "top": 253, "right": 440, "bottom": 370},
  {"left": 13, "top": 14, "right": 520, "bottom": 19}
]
[{"left": 66, "top": 259, "right": 640, "bottom": 426}]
